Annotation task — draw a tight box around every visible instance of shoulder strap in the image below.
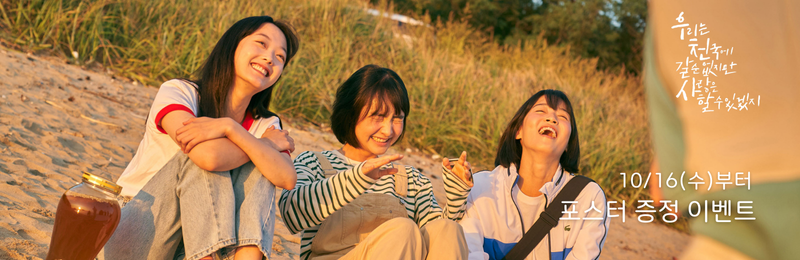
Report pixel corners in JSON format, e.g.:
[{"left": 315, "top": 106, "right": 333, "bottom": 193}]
[
  {"left": 501, "top": 175, "right": 594, "bottom": 260},
  {"left": 393, "top": 162, "right": 408, "bottom": 197},
  {"left": 312, "top": 151, "right": 337, "bottom": 177}
]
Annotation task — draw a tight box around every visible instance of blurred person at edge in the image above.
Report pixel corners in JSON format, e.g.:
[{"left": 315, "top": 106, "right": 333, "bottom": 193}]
[{"left": 645, "top": 1, "right": 800, "bottom": 260}]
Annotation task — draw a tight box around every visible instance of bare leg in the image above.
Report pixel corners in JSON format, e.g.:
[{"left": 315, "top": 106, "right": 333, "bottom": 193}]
[{"left": 233, "top": 245, "right": 263, "bottom": 260}]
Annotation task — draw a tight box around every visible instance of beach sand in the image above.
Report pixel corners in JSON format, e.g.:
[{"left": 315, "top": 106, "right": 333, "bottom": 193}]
[{"left": 0, "top": 47, "right": 689, "bottom": 259}]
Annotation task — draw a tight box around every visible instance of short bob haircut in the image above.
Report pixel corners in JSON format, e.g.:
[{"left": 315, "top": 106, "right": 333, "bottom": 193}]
[
  {"left": 494, "top": 89, "right": 580, "bottom": 173},
  {"left": 331, "top": 65, "right": 410, "bottom": 148},
  {"left": 192, "top": 16, "right": 300, "bottom": 119}
]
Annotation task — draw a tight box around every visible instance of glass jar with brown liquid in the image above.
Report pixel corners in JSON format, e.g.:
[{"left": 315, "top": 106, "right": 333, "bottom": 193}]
[{"left": 46, "top": 172, "right": 122, "bottom": 260}]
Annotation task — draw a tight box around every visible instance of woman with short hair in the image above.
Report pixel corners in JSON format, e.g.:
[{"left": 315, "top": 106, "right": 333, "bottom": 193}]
[{"left": 279, "top": 64, "right": 473, "bottom": 260}]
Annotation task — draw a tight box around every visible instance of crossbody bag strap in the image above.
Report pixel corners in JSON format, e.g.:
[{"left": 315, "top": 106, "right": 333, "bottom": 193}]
[
  {"left": 501, "top": 175, "right": 594, "bottom": 260},
  {"left": 312, "top": 151, "right": 338, "bottom": 177}
]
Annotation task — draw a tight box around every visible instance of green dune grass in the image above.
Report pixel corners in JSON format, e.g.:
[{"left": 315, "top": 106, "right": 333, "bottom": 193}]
[{"left": 2, "top": 0, "right": 666, "bottom": 221}]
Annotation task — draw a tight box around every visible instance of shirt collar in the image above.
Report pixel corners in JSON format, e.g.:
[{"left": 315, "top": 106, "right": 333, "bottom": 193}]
[{"left": 506, "top": 164, "right": 567, "bottom": 196}]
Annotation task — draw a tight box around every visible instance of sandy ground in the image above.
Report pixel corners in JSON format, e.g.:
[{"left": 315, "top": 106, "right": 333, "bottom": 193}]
[{"left": 0, "top": 47, "right": 689, "bottom": 259}]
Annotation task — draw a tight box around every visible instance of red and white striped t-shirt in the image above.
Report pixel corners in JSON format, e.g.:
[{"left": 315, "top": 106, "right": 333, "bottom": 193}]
[{"left": 116, "top": 79, "right": 281, "bottom": 197}]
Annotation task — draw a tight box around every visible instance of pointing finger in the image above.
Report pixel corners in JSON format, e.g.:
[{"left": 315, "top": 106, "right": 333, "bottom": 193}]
[{"left": 363, "top": 154, "right": 404, "bottom": 172}]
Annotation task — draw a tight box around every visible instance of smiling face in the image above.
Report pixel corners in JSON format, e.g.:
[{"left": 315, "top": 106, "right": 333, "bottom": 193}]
[
  {"left": 351, "top": 99, "right": 405, "bottom": 158},
  {"left": 516, "top": 96, "right": 572, "bottom": 158},
  {"left": 233, "top": 23, "right": 288, "bottom": 93}
]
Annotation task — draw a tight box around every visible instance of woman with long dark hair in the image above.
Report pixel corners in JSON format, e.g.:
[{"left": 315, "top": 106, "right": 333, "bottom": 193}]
[{"left": 104, "top": 16, "right": 300, "bottom": 260}]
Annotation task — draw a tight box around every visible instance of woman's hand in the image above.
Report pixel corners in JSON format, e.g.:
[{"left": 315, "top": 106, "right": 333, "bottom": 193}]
[
  {"left": 176, "top": 117, "right": 235, "bottom": 153},
  {"left": 260, "top": 126, "right": 295, "bottom": 153},
  {"left": 443, "top": 151, "right": 473, "bottom": 187},
  {"left": 362, "top": 154, "right": 404, "bottom": 180}
]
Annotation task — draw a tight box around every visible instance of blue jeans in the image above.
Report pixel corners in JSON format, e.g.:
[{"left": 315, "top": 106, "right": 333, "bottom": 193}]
[{"left": 104, "top": 153, "right": 276, "bottom": 260}]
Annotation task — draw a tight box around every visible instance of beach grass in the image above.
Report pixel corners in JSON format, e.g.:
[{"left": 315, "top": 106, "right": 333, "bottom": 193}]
[{"left": 1, "top": 0, "right": 673, "bottom": 227}]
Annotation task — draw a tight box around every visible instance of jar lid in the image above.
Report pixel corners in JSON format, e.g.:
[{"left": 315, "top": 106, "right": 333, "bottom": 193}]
[{"left": 82, "top": 172, "right": 122, "bottom": 195}]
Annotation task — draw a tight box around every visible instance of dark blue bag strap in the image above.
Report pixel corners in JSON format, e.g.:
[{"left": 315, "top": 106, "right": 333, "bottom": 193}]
[{"left": 501, "top": 175, "right": 594, "bottom": 260}]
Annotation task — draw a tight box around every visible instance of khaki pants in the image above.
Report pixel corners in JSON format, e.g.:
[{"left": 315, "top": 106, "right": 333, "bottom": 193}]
[
  {"left": 337, "top": 217, "right": 468, "bottom": 260},
  {"left": 309, "top": 192, "right": 467, "bottom": 260}
]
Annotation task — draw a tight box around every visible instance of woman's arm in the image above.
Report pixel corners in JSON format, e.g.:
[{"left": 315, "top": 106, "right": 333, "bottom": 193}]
[
  {"left": 410, "top": 167, "right": 444, "bottom": 228},
  {"left": 225, "top": 122, "right": 296, "bottom": 190},
  {"left": 441, "top": 164, "right": 472, "bottom": 221},
  {"left": 567, "top": 184, "right": 610, "bottom": 259},
  {"left": 409, "top": 153, "right": 474, "bottom": 226},
  {"left": 412, "top": 153, "right": 473, "bottom": 226},
  {"left": 278, "top": 152, "right": 402, "bottom": 234},
  {"left": 439, "top": 152, "right": 473, "bottom": 221},
  {"left": 160, "top": 111, "right": 296, "bottom": 189}
]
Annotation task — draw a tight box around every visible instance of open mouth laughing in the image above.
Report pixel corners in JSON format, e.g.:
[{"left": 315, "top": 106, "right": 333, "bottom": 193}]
[
  {"left": 538, "top": 126, "right": 557, "bottom": 139},
  {"left": 371, "top": 135, "right": 391, "bottom": 144}
]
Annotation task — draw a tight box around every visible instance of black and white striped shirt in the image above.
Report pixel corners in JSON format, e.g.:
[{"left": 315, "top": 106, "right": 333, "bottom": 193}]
[{"left": 278, "top": 150, "right": 471, "bottom": 260}]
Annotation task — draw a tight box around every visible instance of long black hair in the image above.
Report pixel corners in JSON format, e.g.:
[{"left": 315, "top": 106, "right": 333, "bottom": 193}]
[
  {"left": 192, "top": 16, "right": 300, "bottom": 119},
  {"left": 494, "top": 89, "right": 581, "bottom": 173}
]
